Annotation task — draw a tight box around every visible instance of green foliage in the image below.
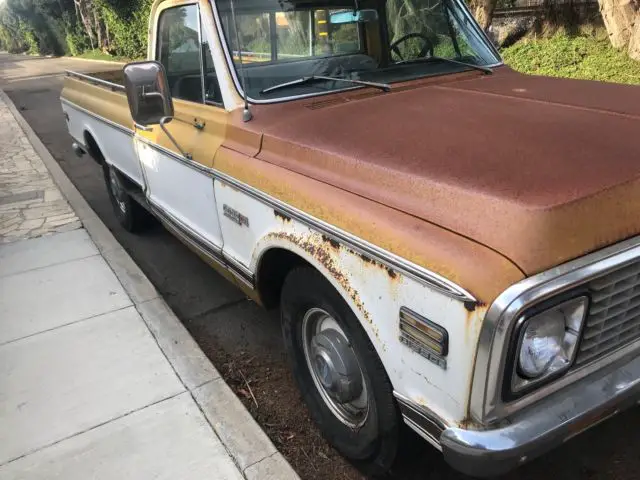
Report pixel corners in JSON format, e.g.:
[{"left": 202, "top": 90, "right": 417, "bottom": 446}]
[
  {"left": 502, "top": 33, "right": 640, "bottom": 85},
  {"left": 0, "top": 0, "right": 74, "bottom": 55},
  {"left": 23, "top": 27, "right": 39, "bottom": 54},
  {"left": 0, "top": 0, "right": 151, "bottom": 59},
  {"left": 97, "top": 0, "right": 153, "bottom": 59},
  {"left": 65, "top": 26, "right": 90, "bottom": 57}
]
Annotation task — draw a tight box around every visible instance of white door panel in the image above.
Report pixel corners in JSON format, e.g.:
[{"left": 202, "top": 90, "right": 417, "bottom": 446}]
[{"left": 136, "top": 141, "right": 223, "bottom": 247}]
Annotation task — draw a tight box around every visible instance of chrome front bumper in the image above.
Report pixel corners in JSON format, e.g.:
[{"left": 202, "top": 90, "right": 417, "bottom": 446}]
[{"left": 402, "top": 351, "right": 640, "bottom": 477}]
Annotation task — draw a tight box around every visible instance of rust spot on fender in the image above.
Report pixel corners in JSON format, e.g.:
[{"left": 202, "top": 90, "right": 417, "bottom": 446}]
[
  {"left": 464, "top": 302, "right": 487, "bottom": 333},
  {"left": 359, "top": 253, "right": 373, "bottom": 264},
  {"left": 348, "top": 248, "right": 401, "bottom": 282},
  {"left": 321, "top": 234, "right": 340, "bottom": 250},
  {"left": 464, "top": 300, "right": 479, "bottom": 312},
  {"left": 274, "top": 210, "right": 292, "bottom": 222},
  {"left": 270, "top": 232, "right": 372, "bottom": 324}
]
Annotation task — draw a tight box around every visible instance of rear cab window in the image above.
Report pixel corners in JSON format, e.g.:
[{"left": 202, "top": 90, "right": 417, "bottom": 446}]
[{"left": 222, "top": 9, "right": 363, "bottom": 64}]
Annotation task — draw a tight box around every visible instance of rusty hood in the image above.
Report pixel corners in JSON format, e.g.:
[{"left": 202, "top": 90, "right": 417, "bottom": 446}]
[{"left": 242, "top": 67, "right": 640, "bottom": 275}]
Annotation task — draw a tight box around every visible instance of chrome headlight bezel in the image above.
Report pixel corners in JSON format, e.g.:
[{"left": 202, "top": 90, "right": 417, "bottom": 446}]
[{"left": 503, "top": 294, "right": 590, "bottom": 400}]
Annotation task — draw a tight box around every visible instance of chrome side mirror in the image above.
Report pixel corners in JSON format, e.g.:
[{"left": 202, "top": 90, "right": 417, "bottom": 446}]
[{"left": 123, "top": 61, "right": 174, "bottom": 127}]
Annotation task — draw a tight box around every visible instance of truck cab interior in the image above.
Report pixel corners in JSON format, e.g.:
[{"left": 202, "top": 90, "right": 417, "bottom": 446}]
[
  {"left": 156, "top": 0, "right": 499, "bottom": 104},
  {"left": 216, "top": 0, "right": 499, "bottom": 100}
]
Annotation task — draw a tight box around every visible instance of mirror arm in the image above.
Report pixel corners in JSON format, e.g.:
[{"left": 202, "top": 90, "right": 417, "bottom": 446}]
[
  {"left": 171, "top": 116, "right": 206, "bottom": 130},
  {"left": 135, "top": 123, "right": 153, "bottom": 132},
  {"left": 159, "top": 116, "right": 192, "bottom": 160}
]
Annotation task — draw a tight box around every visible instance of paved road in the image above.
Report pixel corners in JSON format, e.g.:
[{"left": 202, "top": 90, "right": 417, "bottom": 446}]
[{"left": 1, "top": 52, "right": 638, "bottom": 480}]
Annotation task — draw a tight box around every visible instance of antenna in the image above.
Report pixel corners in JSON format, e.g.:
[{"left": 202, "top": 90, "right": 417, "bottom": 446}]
[{"left": 229, "top": 0, "right": 253, "bottom": 122}]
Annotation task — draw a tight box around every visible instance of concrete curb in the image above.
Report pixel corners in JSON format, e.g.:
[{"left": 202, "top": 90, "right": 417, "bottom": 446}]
[{"left": 0, "top": 88, "right": 299, "bottom": 480}]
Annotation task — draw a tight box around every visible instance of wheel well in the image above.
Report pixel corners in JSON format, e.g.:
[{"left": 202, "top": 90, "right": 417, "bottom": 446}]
[
  {"left": 84, "top": 131, "right": 105, "bottom": 165},
  {"left": 257, "top": 248, "right": 311, "bottom": 309}
]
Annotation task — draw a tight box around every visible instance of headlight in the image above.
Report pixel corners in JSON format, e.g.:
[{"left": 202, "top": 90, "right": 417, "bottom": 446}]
[{"left": 512, "top": 296, "right": 589, "bottom": 393}]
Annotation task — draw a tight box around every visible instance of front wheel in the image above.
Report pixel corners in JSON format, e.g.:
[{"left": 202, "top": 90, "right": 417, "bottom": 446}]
[{"left": 281, "top": 267, "right": 400, "bottom": 475}]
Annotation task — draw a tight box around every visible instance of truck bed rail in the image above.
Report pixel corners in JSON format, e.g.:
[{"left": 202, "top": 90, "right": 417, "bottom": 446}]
[{"left": 65, "top": 70, "right": 125, "bottom": 92}]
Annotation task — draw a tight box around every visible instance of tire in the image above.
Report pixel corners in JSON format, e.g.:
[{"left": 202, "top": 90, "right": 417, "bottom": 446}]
[
  {"left": 281, "top": 267, "right": 400, "bottom": 476},
  {"left": 103, "top": 163, "right": 151, "bottom": 233}
]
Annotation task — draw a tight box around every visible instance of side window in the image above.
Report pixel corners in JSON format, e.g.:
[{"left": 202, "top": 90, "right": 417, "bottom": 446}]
[
  {"left": 157, "top": 4, "right": 223, "bottom": 105},
  {"left": 201, "top": 17, "right": 224, "bottom": 104}
]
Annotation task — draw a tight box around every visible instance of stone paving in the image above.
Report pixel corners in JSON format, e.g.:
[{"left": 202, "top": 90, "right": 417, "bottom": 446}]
[
  {"left": 0, "top": 84, "right": 297, "bottom": 480},
  {"left": 0, "top": 96, "right": 80, "bottom": 244}
]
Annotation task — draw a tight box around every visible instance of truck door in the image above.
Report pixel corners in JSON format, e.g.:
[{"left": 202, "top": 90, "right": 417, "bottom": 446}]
[{"left": 135, "top": 2, "right": 227, "bottom": 252}]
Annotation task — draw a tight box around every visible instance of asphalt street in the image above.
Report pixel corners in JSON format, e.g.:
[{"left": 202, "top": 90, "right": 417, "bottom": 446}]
[{"left": 1, "top": 52, "right": 638, "bottom": 480}]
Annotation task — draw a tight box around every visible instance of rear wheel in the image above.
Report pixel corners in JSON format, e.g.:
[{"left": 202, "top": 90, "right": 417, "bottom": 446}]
[
  {"left": 103, "top": 163, "right": 152, "bottom": 233},
  {"left": 281, "top": 267, "right": 400, "bottom": 475}
]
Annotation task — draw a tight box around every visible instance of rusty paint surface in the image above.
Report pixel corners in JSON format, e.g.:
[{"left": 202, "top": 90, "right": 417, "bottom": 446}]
[
  {"left": 321, "top": 234, "right": 340, "bottom": 250},
  {"left": 267, "top": 231, "right": 373, "bottom": 324},
  {"left": 274, "top": 209, "right": 292, "bottom": 222},
  {"left": 215, "top": 147, "right": 524, "bottom": 304},
  {"left": 224, "top": 66, "right": 640, "bottom": 278},
  {"left": 66, "top": 58, "right": 640, "bottom": 289}
]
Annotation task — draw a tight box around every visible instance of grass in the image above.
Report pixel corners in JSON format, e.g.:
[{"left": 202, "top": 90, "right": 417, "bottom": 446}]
[
  {"left": 502, "top": 31, "right": 640, "bottom": 85},
  {"left": 75, "top": 49, "right": 135, "bottom": 63}
]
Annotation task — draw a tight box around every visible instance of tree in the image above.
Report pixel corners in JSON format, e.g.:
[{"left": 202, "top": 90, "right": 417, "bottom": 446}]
[
  {"left": 630, "top": 17, "right": 640, "bottom": 59},
  {"left": 0, "top": 0, "right": 151, "bottom": 57},
  {"left": 598, "top": 0, "right": 640, "bottom": 60},
  {"left": 468, "top": 0, "right": 498, "bottom": 30}
]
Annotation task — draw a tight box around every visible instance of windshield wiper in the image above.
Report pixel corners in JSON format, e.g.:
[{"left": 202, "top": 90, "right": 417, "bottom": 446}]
[
  {"left": 260, "top": 75, "right": 391, "bottom": 95},
  {"left": 397, "top": 56, "right": 493, "bottom": 75}
]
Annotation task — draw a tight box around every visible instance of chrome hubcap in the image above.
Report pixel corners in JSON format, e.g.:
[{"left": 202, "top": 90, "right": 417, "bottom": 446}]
[
  {"left": 302, "top": 308, "right": 369, "bottom": 427},
  {"left": 109, "top": 168, "right": 127, "bottom": 214}
]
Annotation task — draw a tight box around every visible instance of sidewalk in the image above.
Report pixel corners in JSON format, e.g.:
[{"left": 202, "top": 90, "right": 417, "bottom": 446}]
[{"left": 0, "top": 92, "right": 298, "bottom": 479}]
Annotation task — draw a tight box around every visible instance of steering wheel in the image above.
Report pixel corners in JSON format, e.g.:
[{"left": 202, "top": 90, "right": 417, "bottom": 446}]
[{"left": 390, "top": 33, "right": 435, "bottom": 61}]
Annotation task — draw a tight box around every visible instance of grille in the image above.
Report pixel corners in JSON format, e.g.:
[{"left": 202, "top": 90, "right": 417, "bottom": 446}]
[{"left": 576, "top": 261, "right": 640, "bottom": 366}]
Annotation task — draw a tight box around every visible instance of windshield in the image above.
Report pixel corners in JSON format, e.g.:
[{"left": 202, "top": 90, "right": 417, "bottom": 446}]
[{"left": 215, "top": 0, "right": 500, "bottom": 101}]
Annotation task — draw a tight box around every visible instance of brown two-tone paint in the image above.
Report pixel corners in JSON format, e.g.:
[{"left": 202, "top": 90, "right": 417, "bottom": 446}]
[{"left": 63, "top": 60, "right": 640, "bottom": 306}]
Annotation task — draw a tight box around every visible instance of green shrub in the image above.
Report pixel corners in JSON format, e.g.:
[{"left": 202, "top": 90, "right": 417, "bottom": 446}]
[
  {"left": 23, "top": 27, "right": 38, "bottom": 54},
  {"left": 502, "top": 33, "right": 640, "bottom": 85},
  {"left": 65, "top": 28, "right": 89, "bottom": 57},
  {"left": 98, "top": 0, "right": 153, "bottom": 60}
]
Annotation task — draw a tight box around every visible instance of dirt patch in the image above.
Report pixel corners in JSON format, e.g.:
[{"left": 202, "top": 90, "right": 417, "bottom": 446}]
[{"left": 186, "top": 323, "right": 366, "bottom": 480}]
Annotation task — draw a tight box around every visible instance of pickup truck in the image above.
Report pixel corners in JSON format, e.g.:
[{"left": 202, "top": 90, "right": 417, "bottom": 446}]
[{"left": 61, "top": 0, "right": 640, "bottom": 476}]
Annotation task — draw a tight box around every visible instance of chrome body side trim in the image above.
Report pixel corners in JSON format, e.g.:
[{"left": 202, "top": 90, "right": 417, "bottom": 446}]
[
  {"left": 63, "top": 95, "right": 475, "bottom": 302},
  {"left": 61, "top": 97, "right": 134, "bottom": 137},
  {"left": 150, "top": 201, "right": 254, "bottom": 288},
  {"left": 470, "top": 234, "right": 640, "bottom": 424},
  {"left": 214, "top": 170, "right": 477, "bottom": 303},
  {"left": 394, "top": 392, "right": 445, "bottom": 450},
  {"left": 443, "top": 349, "right": 640, "bottom": 477},
  {"left": 135, "top": 135, "right": 214, "bottom": 176},
  {"left": 207, "top": 0, "right": 503, "bottom": 105},
  {"left": 224, "top": 253, "right": 254, "bottom": 279},
  {"left": 150, "top": 199, "right": 223, "bottom": 256},
  {"left": 65, "top": 70, "right": 126, "bottom": 92}
]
